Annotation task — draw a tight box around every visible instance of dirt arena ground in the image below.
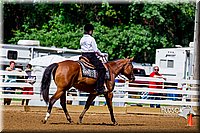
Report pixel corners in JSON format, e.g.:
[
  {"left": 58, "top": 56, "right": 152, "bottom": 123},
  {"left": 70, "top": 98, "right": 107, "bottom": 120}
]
[{"left": 1, "top": 105, "right": 200, "bottom": 133}]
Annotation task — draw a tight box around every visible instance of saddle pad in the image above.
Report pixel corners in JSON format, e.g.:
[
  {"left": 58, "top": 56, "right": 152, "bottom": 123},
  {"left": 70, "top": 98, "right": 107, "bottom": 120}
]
[
  {"left": 79, "top": 56, "right": 94, "bottom": 69},
  {"left": 78, "top": 61, "right": 110, "bottom": 80}
]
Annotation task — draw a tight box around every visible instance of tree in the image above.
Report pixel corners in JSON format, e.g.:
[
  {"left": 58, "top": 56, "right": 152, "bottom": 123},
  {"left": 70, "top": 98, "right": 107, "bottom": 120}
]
[{"left": 3, "top": 2, "right": 195, "bottom": 63}]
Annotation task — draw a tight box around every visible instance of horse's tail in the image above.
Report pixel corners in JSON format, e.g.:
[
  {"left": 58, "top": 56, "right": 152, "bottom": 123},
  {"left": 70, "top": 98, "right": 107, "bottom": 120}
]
[{"left": 40, "top": 63, "right": 58, "bottom": 104}]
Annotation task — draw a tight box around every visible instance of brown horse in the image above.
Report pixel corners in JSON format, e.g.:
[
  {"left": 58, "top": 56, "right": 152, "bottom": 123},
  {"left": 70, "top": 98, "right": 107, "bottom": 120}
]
[{"left": 41, "top": 57, "right": 135, "bottom": 125}]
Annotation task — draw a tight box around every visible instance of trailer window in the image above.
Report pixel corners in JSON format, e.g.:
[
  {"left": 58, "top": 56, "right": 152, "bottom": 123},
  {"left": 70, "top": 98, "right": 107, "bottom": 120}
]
[
  {"left": 160, "top": 59, "right": 167, "bottom": 68},
  {"left": 160, "top": 59, "right": 174, "bottom": 68},
  {"left": 167, "top": 60, "right": 174, "bottom": 68},
  {"left": 7, "top": 50, "right": 18, "bottom": 60}
]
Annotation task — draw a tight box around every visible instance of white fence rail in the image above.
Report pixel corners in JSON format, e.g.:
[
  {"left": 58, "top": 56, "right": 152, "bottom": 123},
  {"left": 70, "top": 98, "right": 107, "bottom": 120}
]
[{"left": 0, "top": 70, "right": 199, "bottom": 107}]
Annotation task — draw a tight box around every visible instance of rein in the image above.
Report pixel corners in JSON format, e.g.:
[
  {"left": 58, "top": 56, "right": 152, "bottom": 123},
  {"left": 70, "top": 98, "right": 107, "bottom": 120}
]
[
  {"left": 107, "top": 58, "right": 132, "bottom": 79},
  {"left": 102, "top": 57, "right": 133, "bottom": 81},
  {"left": 117, "top": 62, "right": 133, "bottom": 81}
]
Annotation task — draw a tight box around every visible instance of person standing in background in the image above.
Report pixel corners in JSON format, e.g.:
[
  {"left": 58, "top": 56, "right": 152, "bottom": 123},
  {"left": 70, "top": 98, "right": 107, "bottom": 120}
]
[
  {"left": 148, "top": 66, "right": 166, "bottom": 108},
  {"left": 22, "top": 64, "right": 36, "bottom": 106},
  {"left": 3, "top": 61, "right": 22, "bottom": 105}
]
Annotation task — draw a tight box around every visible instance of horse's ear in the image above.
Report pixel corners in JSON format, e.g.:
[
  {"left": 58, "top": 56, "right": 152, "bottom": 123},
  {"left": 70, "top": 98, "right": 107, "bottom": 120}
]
[{"left": 129, "top": 57, "right": 134, "bottom": 61}]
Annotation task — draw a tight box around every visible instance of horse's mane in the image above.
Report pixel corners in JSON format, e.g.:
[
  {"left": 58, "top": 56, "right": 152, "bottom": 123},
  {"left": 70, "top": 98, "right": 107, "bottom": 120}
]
[
  {"left": 106, "top": 58, "right": 126, "bottom": 65},
  {"left": 106, "top": 58, "right": 123, "bottom": 63},
  {"left": 105, "top": 58, "right": 127, "bottom": 70}
]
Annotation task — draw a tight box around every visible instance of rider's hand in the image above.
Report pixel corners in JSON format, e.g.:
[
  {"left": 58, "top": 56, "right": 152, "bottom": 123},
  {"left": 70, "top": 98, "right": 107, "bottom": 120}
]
[{"left": 102, "top": 54, "right": 107, "bottom": 57}]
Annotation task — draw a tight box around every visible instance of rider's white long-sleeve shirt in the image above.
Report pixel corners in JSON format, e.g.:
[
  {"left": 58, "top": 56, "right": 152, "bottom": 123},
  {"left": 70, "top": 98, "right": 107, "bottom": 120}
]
[{"left": 80, "top": 34, "right": 103, "bottom": 56}]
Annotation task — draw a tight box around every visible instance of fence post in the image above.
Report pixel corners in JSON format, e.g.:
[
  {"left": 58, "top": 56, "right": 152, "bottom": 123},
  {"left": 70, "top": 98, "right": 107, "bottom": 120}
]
[
  {"left": 193, "top": 1, "right": 200, "bottom": 82},
  {"left": 192, "top": 0, "right": 200, "bottom": 106},
  {"left": 94, "top": 96, "right": 100, "bottom": 106},
  {"left": 72, "top": 91, "right": 79, "bottom": 105},
  {"left": 194, "top": 1, "right": 200, "bottom": 80}
]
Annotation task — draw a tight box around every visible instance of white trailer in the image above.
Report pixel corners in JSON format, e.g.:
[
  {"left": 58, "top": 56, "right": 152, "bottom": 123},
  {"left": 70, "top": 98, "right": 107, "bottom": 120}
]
[
  {"left": 0, "top": 40, "right": 81, "bottom": 70},
  {"left": 155, "top": 42, "right": 194, "bottom": 81},
  {"left": 0, "top": 43, "right": 31, "bottom": 70}
]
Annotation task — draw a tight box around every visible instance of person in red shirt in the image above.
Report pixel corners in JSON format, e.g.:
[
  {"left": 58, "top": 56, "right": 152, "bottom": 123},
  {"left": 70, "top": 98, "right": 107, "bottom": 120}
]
[{"left": 148, "top": 66, "right": 166, "bottom": 108}]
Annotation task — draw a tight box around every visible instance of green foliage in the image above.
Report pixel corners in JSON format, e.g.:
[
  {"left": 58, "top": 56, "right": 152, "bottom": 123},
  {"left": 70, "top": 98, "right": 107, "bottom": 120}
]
[{"left": 4, "top": 2, "right": 195, "bottom": 63}]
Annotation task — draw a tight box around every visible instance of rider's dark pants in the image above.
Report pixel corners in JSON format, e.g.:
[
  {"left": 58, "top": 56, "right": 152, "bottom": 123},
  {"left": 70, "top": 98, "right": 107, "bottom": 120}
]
[{"left": 82, "top": 52, "right": 106, "bottom": 92}]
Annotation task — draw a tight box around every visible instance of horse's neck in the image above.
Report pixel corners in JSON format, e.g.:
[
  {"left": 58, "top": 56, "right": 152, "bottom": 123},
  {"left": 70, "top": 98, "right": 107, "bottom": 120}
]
[{"left": 106, "top": 59, "right": 126, "bottom": 77}]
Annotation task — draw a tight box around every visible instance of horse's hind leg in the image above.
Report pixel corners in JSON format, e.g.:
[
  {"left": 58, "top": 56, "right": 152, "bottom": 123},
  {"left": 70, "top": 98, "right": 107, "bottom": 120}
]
[
  {"left": 78, "top": 93, "right": 97, "bottom": 124},
  {"left": 43, "top": 90, "right": 64, "bottom": 124},
  {"left": 60, "top": 92, "right": 73, "bottom": 123},
  {"left": 104, "top": 92, "right": 118, "bottom": 125}
]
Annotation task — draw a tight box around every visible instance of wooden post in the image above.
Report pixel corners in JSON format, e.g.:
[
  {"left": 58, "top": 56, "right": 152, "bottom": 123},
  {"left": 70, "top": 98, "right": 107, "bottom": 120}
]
[{"left": 193, "top": 0, "right": 200, "bottom": 82}]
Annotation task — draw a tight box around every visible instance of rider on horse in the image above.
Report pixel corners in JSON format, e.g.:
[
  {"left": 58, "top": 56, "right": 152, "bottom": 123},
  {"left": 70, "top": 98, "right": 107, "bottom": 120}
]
[{"left": 80, "top": 23, "right": 107, "bottom": 94}]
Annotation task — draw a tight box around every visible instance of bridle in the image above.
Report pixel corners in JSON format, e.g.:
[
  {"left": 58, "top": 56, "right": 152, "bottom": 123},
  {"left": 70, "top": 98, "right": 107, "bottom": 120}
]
[
  {"left": 123, "top": 61, "right": 135, "bottom": 80},
  {"left": 102, "top": 57, "right": 134, "bottom": 81},
  {"left": 117, "top": 61, "right": 134, "bottom": 81}
]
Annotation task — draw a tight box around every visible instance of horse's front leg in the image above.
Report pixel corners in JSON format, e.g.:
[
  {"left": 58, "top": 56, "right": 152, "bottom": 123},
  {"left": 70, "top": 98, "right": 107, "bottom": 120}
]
[
  {"left": 104, "top": 92, "right": 118, "bottom": 125},
  {"left": 42, "top": 90, "right": 63, "bottom": 124},
  {"left": 78, "top": 93, "right": 97, "bottom": 124},
  {"left": 60, "top": 91, "right": 73, "bottom": 124}
]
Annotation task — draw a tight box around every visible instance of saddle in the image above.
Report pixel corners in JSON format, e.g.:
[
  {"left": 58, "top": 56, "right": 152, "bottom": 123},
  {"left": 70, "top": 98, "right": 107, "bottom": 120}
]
[{"left": 78, "top": 56, "right": 110, "bottom": 79}]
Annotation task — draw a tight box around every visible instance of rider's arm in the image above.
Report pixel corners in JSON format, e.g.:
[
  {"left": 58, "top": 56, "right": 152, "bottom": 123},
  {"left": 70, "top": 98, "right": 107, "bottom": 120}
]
[{"left": 91, "top": 37, "right": 105, "bottom": 57}]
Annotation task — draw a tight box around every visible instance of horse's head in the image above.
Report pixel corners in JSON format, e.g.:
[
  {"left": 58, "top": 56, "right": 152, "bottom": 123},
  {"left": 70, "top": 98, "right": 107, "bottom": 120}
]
[{"left": 121, "top": 57, "right": 135, "bottom": 81}]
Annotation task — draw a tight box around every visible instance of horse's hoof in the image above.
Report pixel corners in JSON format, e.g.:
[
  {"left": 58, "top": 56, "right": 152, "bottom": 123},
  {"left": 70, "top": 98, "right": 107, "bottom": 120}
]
[
  {"left": 77, "top": 122, "right": 82, "bottom": 125},
  {"left": 113, "top": 122, "right": 118, "bottom": 126},
  {"left": 77, "top": 118, "right": 83, "bottom": 124},
  {"left": 69, "top": 121, "right": 74, "bottom": 124},
  {"left": 42, "top": 120, "right": 47, "bottom": 124},
  {"left": 77, "top": 120, "right": 82, "bottom": 125}
]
